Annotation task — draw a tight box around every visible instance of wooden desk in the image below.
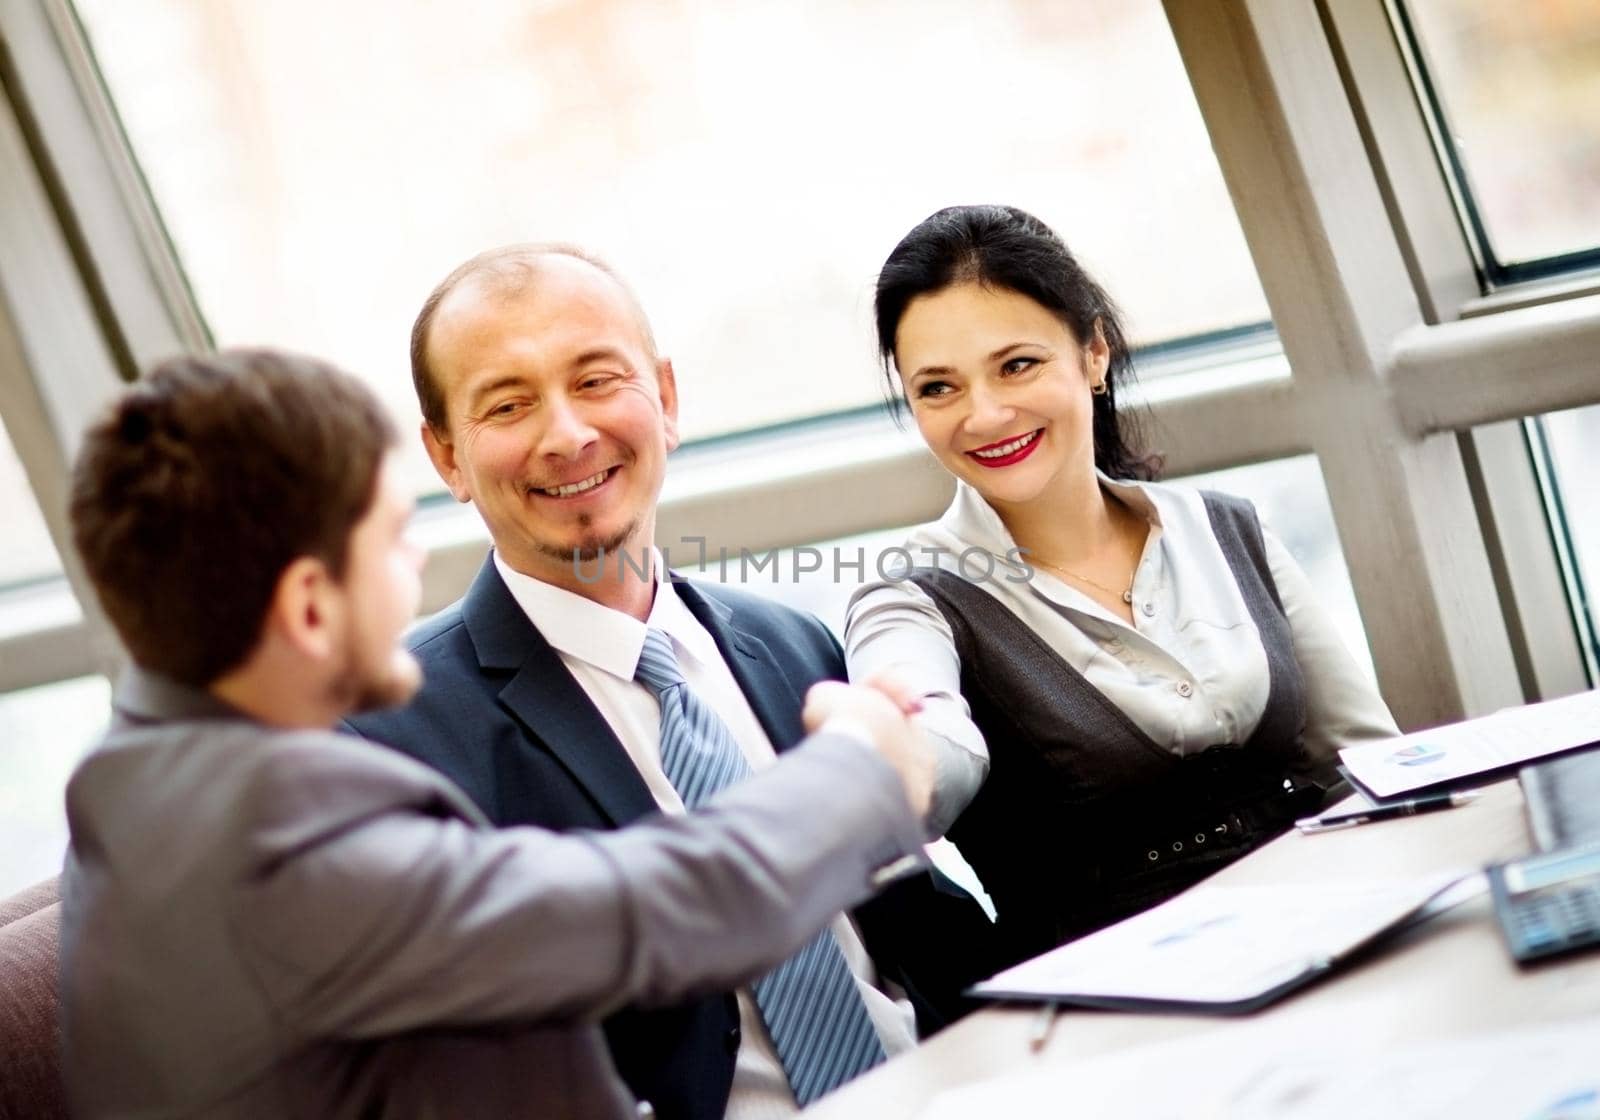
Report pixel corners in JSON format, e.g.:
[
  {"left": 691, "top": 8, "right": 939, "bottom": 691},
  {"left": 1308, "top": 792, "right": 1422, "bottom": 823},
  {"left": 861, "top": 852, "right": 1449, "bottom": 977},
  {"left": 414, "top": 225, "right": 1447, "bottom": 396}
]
[{"left": 810, "top": 779, "right": 1600, "bottom": 1117}]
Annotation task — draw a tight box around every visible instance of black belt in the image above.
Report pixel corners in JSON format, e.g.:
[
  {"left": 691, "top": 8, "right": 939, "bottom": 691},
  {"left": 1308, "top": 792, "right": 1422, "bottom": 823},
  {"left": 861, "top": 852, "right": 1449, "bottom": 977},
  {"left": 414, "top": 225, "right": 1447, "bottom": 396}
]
[{"left": 1098, "top": 779, "right": 1325, "bottom": 881}]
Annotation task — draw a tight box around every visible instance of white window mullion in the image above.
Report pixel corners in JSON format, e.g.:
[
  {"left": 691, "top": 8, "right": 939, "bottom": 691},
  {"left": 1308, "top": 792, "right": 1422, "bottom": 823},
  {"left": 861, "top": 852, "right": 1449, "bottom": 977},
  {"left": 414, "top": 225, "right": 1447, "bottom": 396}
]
[
  {"left": 1391, "top": 296, "right": 1600, "bottom": 434},
  {"left": 0, "top": 2, "right": 139, "bottom": 684},
  {"left": 1165, "top": 0, "right": 1522, "bottom": 728}
]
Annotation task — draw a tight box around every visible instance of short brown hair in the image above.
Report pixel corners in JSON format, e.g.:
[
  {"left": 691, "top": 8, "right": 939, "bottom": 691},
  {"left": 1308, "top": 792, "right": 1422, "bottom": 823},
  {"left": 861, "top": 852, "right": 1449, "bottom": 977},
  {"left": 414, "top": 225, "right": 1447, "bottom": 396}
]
[
  {"left": 409, "top": 243, "right": 656, "bottom": 433},
  {"left": 70, "top": 349, "right": 398, "bottom": 687}
]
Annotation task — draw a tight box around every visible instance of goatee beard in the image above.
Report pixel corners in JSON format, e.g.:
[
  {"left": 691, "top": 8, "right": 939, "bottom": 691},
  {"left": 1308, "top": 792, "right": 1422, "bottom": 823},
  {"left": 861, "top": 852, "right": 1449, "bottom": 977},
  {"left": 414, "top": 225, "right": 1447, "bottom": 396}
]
[{"left": 534, "top": 515, "right": 640, "bottom": 564}]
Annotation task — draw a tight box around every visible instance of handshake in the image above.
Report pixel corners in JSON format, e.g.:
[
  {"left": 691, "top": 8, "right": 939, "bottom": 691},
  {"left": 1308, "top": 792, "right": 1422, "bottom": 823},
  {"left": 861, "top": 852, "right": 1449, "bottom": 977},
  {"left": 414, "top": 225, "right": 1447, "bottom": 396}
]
[{"left": 802, "top": 676, "right": 936, "bottom": 820}]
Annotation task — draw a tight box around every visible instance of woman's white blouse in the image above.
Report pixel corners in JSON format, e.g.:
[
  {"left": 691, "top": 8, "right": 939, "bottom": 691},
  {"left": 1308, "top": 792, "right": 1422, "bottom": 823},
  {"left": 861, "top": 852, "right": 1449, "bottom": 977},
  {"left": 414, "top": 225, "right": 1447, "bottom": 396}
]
[{"left": 845, "top": 477, "right": 1400, "bottom": 829}]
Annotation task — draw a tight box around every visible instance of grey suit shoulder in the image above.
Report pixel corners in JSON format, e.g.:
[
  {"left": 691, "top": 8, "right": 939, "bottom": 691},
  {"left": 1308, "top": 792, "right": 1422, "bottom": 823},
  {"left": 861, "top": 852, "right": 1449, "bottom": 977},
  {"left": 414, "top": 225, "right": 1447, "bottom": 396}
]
[{"left": 60, "top": 669, "right": 922, "bottom": 1118}]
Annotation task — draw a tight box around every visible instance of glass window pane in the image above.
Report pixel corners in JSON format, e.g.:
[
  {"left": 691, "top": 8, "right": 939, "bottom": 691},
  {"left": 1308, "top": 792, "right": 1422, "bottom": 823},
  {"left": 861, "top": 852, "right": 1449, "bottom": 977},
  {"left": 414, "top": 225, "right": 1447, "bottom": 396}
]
[
  {"left": 0, "top": 675, "right": 109, "bottom": 897},
  {"left": 75, "top": 0, "right": 1268, "bottom": 495},
  {"left": 1539, "top": 404, "right": 1600, "bottom": 680},
  {"left": 1401, "top": 0, "right": 1600, "bottom": 268},
  {"left": 0, "top": 413, "right": 64, "bottom": 588}
]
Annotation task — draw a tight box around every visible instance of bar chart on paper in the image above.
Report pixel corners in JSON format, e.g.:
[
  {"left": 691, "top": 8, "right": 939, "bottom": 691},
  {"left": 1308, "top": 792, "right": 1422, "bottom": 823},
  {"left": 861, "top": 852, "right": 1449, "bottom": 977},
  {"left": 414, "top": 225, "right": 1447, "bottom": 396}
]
[{"left": 1339, "top": 691, "right": 1600, "bottom": 801}]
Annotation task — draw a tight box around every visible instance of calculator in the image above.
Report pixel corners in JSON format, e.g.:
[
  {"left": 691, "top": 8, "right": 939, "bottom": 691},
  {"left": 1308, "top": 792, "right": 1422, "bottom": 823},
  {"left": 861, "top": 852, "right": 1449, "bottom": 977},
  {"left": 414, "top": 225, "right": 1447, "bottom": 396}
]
[{"left": 1488, "top": 843, "right": 1600, "bottom": 965}]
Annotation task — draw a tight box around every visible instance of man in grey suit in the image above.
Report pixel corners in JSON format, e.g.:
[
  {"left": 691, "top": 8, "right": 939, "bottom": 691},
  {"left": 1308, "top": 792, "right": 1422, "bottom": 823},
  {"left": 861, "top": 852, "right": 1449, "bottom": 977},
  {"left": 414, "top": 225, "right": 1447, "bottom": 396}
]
[{"left": 58, "top": 349, "right": 935, "bottom": 1119}]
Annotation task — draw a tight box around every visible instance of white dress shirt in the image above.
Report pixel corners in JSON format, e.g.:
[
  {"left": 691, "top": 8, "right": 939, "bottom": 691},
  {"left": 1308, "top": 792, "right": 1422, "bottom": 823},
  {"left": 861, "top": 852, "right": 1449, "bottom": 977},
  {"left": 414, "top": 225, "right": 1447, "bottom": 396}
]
[
  {"left": 494, "top": 552, "right": 916, "bottom": 1120},
  {"left": 845, "top": 477, "right": 1400, "bottom": 824}
]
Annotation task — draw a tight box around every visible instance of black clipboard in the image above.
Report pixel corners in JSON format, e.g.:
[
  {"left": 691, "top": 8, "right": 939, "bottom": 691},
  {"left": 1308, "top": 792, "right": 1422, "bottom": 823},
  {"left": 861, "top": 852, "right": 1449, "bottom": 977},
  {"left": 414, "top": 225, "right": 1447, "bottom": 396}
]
[{"left": 968, "top": 872, "right": 1476, "bottom": 1015}]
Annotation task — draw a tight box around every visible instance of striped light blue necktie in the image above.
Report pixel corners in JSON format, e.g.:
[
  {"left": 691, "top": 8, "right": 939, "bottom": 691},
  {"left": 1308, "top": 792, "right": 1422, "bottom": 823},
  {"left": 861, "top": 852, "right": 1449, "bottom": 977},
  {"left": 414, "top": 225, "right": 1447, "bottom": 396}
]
[{"left": 634, "top": 628, "right": 887, "bottom": 1105}]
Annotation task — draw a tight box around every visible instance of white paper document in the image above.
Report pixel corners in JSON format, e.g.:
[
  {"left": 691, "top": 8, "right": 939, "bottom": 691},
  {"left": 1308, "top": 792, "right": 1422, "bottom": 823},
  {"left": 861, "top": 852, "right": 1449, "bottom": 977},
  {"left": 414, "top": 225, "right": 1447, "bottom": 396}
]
[
  {"left": 1338, "top": 689, "right": 1600, "bottom": 801},
  {"left": 916, "top": 1019, "right": 1600, "bottom": 1120},
  {"left": 1224, "top": 1022, "right": 1600, "bottom": 1120},
  {"left": 972, "top": 871, "right": 1471, "bottom": 1009}
]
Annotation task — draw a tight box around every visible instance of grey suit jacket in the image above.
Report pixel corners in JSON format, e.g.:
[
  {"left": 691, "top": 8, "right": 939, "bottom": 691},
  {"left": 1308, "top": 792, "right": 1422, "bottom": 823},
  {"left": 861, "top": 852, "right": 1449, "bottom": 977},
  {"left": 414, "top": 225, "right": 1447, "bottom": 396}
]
[{"left": 59, "top": 669, "right": 923, "bottom": 1119}]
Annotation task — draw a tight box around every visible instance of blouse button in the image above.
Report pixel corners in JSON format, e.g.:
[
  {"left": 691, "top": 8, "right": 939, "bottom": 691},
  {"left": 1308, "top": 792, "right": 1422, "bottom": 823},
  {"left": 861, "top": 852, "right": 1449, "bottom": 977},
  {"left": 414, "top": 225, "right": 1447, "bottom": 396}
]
[
  {"left": 1141, "top": 602, "right": 1156, "bottom": 617},
  {"left": 1176, "top": 680, "right": 1194, "bottom": 698}
]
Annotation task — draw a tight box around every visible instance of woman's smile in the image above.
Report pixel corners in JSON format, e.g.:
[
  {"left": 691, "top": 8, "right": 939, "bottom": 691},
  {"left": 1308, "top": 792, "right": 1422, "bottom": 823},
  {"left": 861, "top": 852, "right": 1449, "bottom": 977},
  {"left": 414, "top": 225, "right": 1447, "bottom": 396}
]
[{"left": 966, "top": 428, "right": 1044, "bottom": 468}]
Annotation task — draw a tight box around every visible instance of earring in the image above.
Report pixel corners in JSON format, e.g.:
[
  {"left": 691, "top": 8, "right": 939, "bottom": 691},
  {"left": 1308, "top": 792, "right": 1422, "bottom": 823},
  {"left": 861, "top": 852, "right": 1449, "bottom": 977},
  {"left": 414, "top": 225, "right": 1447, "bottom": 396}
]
[{"left": 1091, "top": 380, "right": 1108, "bottom": 396}]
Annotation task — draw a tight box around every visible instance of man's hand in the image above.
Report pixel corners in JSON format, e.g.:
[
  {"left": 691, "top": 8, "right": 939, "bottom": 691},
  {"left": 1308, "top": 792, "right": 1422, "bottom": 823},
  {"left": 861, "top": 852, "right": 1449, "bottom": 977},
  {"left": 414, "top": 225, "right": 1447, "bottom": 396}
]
[{"left": 802, "top": 679, "right": 935, "bottom": 819}]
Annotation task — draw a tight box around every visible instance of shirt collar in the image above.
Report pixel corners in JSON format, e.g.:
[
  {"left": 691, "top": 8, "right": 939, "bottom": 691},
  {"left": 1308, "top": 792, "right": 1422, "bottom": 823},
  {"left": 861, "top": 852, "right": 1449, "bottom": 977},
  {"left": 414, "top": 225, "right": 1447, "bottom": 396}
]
[
  {"left": 1099, "top": 472, "right": 1163, "bottom": 525},
  {"left": 939, "top": 480, "right": 1017, "bottom": 559},
  {"left": 647, "top": 574, "right": 727, "bottom": 679},
  {"left": 939, "top": 472, "right": 1165, "bottom": 559},
  {"left": 493, "top": 549, "right": 720, "bottom": 682},
  {"left": 930, "top": 473, "right": 1168, "bottom": 623},
  {"left": 114, "top": 665, "right": 246, "bottom": 724}
]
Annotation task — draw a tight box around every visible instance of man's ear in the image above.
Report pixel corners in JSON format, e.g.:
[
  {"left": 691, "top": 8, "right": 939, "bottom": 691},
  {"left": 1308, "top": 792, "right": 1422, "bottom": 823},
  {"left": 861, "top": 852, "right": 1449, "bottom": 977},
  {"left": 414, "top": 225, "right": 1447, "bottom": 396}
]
[
  {"left": 657, "top": 357, "right": 681, "bottom": 453},
  {"left": 264, "top": 555, "right": 342, "bottom": 662},
  {"left": 421, "top": 420, "right": 472, "bottom": 503}
]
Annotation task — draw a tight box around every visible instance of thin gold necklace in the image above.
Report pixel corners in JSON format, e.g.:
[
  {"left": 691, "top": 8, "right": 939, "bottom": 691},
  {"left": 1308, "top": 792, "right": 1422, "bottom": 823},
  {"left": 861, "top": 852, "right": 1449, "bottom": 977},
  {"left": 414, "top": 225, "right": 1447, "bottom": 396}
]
[{"left": 1030, "top": 553, "right": 1136, "bottom": 604}]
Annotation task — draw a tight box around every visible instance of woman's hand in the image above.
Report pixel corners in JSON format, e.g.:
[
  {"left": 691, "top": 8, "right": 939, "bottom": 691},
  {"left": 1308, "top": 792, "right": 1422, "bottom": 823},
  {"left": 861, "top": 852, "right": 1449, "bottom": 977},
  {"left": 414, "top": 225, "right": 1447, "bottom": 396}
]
[{"left": 802, "top": 680, "right": 935, "bottom": 818}]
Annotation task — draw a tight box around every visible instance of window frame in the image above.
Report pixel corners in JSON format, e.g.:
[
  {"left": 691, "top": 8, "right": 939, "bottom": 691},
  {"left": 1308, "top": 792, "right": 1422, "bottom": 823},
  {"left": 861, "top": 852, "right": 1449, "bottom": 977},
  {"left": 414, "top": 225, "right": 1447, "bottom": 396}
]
[
  {"left": 1320, "top": 0, "right": 1597, "bottom": 702},
  {"left": 1385, "top": 0, "right": 1600, "bottom": 287}
]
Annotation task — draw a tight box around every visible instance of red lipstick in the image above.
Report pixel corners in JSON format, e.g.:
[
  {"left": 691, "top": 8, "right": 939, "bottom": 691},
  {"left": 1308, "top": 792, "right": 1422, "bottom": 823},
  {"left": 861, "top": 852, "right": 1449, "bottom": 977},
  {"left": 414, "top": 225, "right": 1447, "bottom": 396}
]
[{"left": 965, "top": 429, "right": 1043, "bottom": 469}]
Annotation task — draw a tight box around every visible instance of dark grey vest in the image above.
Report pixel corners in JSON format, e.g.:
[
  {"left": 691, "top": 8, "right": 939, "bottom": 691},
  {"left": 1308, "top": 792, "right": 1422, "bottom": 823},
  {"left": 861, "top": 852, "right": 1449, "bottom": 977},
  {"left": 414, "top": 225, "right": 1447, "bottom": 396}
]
[{"left": 911, "top": 491, "right": 1327, "bottom": 968}]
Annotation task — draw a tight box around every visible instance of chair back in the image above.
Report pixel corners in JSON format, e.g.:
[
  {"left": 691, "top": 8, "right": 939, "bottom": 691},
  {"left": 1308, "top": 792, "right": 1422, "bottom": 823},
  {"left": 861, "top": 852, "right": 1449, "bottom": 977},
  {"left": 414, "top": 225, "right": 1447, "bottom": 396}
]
[{"left": 0, "top": 877, "right": 66, "bottom": 1120}]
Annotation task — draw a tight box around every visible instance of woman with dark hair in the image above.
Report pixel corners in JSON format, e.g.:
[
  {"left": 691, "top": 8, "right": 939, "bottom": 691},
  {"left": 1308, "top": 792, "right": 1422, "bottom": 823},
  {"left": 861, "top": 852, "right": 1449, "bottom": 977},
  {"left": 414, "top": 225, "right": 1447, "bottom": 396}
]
[{"left": 845, "top": 204, "right": 1398, "bottom": 969}]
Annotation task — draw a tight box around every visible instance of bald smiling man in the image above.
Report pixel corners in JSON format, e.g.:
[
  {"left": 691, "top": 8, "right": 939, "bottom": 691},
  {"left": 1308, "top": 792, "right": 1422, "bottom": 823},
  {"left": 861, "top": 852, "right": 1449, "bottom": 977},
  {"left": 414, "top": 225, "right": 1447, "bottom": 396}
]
[{"left": 347, "top": 245, "right": 993, "bottom": 1120}]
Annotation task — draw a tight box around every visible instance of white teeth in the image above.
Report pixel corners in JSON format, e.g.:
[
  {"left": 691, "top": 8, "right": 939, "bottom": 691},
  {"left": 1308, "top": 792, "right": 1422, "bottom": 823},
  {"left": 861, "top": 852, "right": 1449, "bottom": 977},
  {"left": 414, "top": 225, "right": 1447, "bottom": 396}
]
[
  {"left": 541, "top": 470, "right": 609, "bottom": 497},
  {"left": 972, "top": 431, "right": 1039, "bottom": 459}
]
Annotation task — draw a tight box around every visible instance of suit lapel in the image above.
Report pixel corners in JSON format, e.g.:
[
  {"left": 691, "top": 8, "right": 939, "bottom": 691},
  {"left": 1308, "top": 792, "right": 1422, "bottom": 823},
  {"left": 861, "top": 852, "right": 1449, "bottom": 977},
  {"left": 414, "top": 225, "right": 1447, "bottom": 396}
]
[
  {"left": 674, "top": 578, "right": 807, "bottom": 752},
  {"left": 461, "top": 557, "right": 658, "bottom": 827}
]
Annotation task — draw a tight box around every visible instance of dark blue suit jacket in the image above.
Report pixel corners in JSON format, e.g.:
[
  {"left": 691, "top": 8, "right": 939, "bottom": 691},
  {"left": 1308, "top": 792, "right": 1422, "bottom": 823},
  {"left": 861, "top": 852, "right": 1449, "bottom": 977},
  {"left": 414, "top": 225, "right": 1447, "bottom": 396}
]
[{"left": 346, "top": 557, "right": 988, "bottom": 1120}]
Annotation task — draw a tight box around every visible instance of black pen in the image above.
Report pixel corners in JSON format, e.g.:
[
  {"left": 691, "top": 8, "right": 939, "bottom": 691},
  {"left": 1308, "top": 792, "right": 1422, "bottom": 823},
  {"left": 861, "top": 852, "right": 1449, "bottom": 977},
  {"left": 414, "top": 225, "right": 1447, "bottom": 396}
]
[{"left": 1295, "top": 789, "right": 1483, "bottom": 834}]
